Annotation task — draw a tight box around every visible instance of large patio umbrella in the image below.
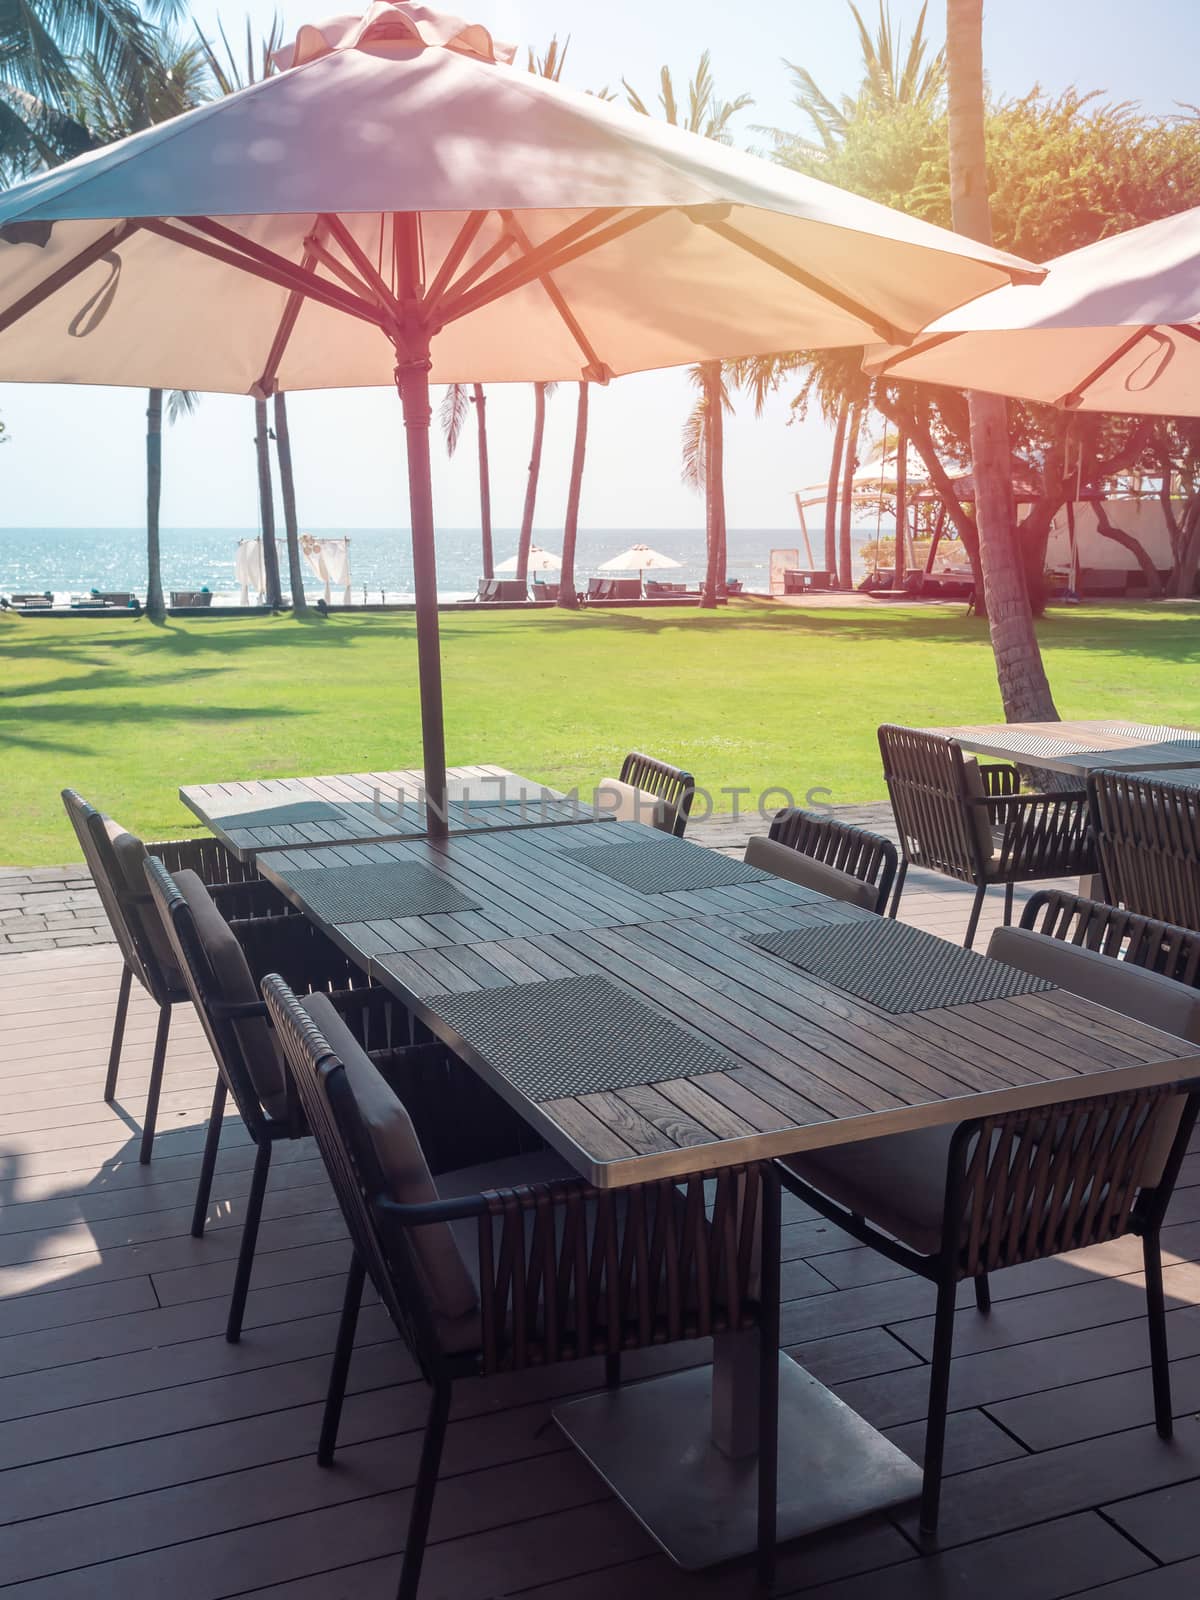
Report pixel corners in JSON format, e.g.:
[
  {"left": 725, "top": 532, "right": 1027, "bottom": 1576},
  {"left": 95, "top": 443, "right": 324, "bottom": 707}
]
[
  {"left": 599, "top": 544, "right": 683, "bottom": 573},
  {"left": 866, "top": 207, "right": 1200, "bottom": 413},
  {"left": 496, "top": 544, "right": 560, "bottom": 573},
  {"left": 0, "top": 2, "right": 1040, "bottom": 832}
]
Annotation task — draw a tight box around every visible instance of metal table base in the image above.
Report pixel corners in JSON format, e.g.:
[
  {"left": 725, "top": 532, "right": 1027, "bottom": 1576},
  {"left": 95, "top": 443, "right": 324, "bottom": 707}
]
[{"left": 553, "top": 1352, "right": 922, "bottom": 1570}]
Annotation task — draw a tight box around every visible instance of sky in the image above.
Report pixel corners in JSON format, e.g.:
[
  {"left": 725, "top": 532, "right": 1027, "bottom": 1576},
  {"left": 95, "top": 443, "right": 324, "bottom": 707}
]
[{"left": 1, "top": 0, "right": 1198, "bottom": 540}]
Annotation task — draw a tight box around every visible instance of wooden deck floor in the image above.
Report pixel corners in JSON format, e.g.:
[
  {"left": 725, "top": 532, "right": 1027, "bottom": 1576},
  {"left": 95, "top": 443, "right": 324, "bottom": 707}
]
[{"left": 4, "top": 928, "right": 1200, "bottom": 1598}]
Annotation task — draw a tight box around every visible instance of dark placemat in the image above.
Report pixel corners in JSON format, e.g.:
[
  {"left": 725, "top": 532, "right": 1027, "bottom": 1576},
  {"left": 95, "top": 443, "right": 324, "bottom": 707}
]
[
  {"left": 564, "top": 835, "right": 769, "bottom": 894},
  {"left": 746, "top": 918, "right": 1055, "bottom": 1014},
  {"left": 284, "top": 862, "right": 480, "bottom": 923},
  {"left": 215, "top": 799, "right": 344, "bottom": 830},
  {"left": 423, "top": 971, "right": 736, "bottom": 1101}
]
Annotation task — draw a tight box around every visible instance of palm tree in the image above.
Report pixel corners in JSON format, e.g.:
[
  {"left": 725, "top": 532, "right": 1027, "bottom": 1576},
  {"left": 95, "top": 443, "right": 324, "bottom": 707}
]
[
  {"left": 67, "top": 28, "right": 205, "bottom": 621},
  {"left": 197, "top": 16, "right": 289, "bottom": 611},
  {"left": 516, "top": 382, "right": 553, "bottom": 583},
  {"left": 440, "top": 383, "right": 493, "bottom": 580},
  {"left": 626, "top": 57, "right": 752, "bottom": 607},
  {"left": 945, "top": 0, "right": 1057, "bottom": 721},
  {"left": 559, "top": 383, "right": 589, "bottom": 609},
  {"left": 0, "top": 1, "right": 186, "bottom": 179}
]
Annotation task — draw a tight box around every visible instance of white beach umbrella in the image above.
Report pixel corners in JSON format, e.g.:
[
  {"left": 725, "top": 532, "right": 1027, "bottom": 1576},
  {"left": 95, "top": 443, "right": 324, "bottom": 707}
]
[
  {"left": 496, "top": 544, "right": 560, "bottom": 573},
  {"left": 599, "top": 544, "right": 683, "bottom": 572},
  {"left": 0, "top": 2, "right": 1040, "bottom": 830},
  {"left": 867, "top": 207, "right": 1200, "bottom": 413}
]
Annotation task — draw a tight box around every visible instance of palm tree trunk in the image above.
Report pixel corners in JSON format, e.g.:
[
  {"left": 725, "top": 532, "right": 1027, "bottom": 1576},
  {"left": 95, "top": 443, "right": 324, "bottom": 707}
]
[
  {"left": 473, "top": 384, "right": 494, "bottom": 580},
  {"left": 145, "top": 388, "right": 164, "bottom": 622},
  {"left": 273, "top": 392, "right": 307, "bottom": 614},
  {"left": 947, "top": 0, "right": 1057, "bottom": 721},
  {"left": 559, "top": 382, "right": 589, "bottom": 610},
  {"left": 516, "top": 383, "right": 547, "bottom": 584},
  {"left": 700, "top": 361, "right": 724, "bottom": 609},
  {"left": 838, "top": 401, "right": 864, "bottom": 589},
  {"left": 895, "top": 425, "right": 909, "bottom": 582},
  {"left": 254, "top": 396, "right": 283, "bottom": 609},
  {"left": 824, "top": 396, "right": 849, "bottom": 577}
]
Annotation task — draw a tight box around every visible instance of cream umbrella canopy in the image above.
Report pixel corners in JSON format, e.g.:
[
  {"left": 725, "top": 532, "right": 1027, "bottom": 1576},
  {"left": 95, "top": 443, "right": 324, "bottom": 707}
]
[
  {"left": 0, "top": 3, "right": 1040, "bottom": 831},
  {"left": 866, "top": 208, "right": 1200, "bottom": 413},
  {"left": 496, "top": 544, "right": 559, "bottom": 573},
  {"left": 599, "top": 544, "right": 683, "bottom": 571}
]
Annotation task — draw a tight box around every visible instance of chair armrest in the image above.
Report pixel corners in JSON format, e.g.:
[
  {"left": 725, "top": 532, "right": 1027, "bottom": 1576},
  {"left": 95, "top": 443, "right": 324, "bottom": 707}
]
[
  {"left": 973, "top": 790, "right": 1096, "bottom": 875},
  {"left": 146, "top": 835, "right": 258, "bottom": 885}
]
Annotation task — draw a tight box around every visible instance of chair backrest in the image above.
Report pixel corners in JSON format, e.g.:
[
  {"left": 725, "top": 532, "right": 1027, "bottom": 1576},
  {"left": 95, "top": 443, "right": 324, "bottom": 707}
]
[
  {"left": 263, "top": 975, "right": 475, "bottom": 1377},
  {"left": 143, "top": 856, "right": 285, "bottom": 1136},
  {"left": 1020, "top": 890, "right": 1200, "bottom": 989},
  {"left": 618, "top": 751, "right": 695, "bottom": 837},
  {"left": 877, "top": 724, "right": 982, "bottom": 880},
  {"left": 1088, "top": 770, "right": 1200, "bottom": 930},
  {"left": 61, "top": 788, "right": 181, "bottom": 1002},
  {"left": 945, "top": 1082, "right": 1199, "bottom": 1280},
  {"left": 763, "top": 808, "right": 898, "bottom": 914}
]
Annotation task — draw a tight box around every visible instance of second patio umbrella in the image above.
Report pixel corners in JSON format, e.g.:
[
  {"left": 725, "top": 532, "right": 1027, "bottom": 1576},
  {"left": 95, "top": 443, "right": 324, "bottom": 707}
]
[{"left": 0, "top": 2, "right": 1040, "bottom": 831}]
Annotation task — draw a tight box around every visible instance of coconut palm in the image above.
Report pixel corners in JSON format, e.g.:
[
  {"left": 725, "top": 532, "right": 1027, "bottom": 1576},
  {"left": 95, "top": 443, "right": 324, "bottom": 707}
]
[
  {"left": 440, "top": 383, "right": 494, "bottom": 580},
  {"left": 68, "top": 28, "right": 206, "bottom": 621},
  {"left": 625, "top": 57, "right": 752, "bottom": 606},
  {"left": 559, "top": 383, "right": 589, "bottom": 609},
  {"left": 196, "top": 14, "right": 293, "bottom": 611},
  {"left": 945, "top": 0, "right": 1056, "bottom": 720}
]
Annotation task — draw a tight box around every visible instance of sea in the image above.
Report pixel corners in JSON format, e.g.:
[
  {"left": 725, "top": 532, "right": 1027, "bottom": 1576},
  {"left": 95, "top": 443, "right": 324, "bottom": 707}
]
[{"left": 0, "top": 525, "right": 879, "bottom": 605}]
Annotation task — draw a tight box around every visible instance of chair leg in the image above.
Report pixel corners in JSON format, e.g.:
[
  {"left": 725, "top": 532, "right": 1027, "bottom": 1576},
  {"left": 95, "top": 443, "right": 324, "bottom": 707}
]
[
  {"left": 604, "top": 1353, "right": 621, "bottom": 1389},
  {"left": 396, "top": 1383, "right": 452, "bottom": 1600},
  {"left": 138, "top": 1003, "right": 173, "bottom": 1164},
  {"left": 1143, "top": 1231, "right": 1174, "bottom": 1439},
  {"left": 104, "top": 964, "right": 133, "bottom": 1103},
  {"left": 226, "top": 1138, "right": 272, "bottom": 1343},
  {"left": 1003, "top": 881, "right": 1015, "bottom": 926},
  {"left": 319, "top": 1253, "right": 366, "bottom": 1466},
  {"left": 920, "top": 1274, "right": 958, "bottom": 1539},
  {"left": 974, "top": 1273, "right": 991, "bottom": 1314},
  {"left": 191, "top": 1076, "right": 228, "bottom": 1239},
  {"left": 963, "top": 883, "right": 988, "bottom": 951},
  {"left": 888, "top": 860, "right": 908, "bottom": 919}
]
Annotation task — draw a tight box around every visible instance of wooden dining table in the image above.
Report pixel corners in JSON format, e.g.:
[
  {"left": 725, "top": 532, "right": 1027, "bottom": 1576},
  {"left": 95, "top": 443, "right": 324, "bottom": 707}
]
[
  {"left": 926, "top": 718, "right": 1200, "bottom": 779},
  {"left": 191, "top": 775, "right": 1200, "bottom": 1569}
]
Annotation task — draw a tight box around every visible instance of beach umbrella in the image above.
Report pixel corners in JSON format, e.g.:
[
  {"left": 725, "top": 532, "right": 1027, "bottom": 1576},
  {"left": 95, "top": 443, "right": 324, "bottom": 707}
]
[
  {"left": 0, "top": 2, "right": 1040, "bottom": 832},
  {"left": 496, "top": 544, "right": 560, "bottom": 573},
  {"left": 599, "top": 544, "right": 683, "bottom": 573},
  {"left": 867, "top": 207, "right": 1200, "bottom": 413}
]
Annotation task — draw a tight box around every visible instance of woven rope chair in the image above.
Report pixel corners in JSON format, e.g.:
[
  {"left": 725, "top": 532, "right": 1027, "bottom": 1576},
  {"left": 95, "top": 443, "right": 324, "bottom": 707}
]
[
  {"left": 746, "top": 807, "right": 898, "bottom": 914},
  {"left": 263, "top": 974, "right": 782, "bottom": 1600},
  {"left": 61, "top": 788, "right": 283, "bottom": 1161},
  {"left": 616, "top": 751, "right": 696, "bottom": 836},
  {"left": 1088, "top": 770, "right": 1200, "bottom": 931},
  {"left": 778, "top": 927, "right": 1200, "bottom": 1537},
  {"left": 144, "top": 856, "right": 431, "bottom": 1342},
  {"left": 877, "top": 725, "right": 1096, "bottom": 948},
  {"left": 1021, "top": 890, "right": 1200, "bottom": 987}
]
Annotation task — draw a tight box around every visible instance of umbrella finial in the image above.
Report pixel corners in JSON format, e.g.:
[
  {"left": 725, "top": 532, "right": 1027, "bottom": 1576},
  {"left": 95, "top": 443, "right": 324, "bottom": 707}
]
[{"left": 273, "top": 4, "right": 516, "bottom": 73}]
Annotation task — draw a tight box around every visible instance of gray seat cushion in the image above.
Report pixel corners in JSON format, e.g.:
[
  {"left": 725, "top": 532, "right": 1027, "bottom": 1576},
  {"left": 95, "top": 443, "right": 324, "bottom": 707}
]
[
  {"left": 595, "top": 777, "right": 672, "bottom": 831},
  {"left": 746, "top": 834, "right": 880, "bottom": 912},
  {"left": 105, "top": 820, "right": 184, "bottom": 987},
  {"left": 779, "top": 1125, "right": 956, "bottom": 1256},
  {"left": 175, "top": 870, "right": 289, "bottom": 1120}
]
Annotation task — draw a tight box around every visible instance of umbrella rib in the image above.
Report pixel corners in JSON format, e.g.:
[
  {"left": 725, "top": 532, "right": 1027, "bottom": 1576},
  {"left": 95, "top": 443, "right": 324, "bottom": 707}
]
[
  {"left": 864, "top": 331, "right": 958, "bottom": 377},
  {"left": 165, "top": 216, "right": 385, "bottom": 328},
  {"left": 320, "top": 214, "right": 404, "bottom": 319},
  {"left": 1055, "top": 325, "right": 1155, "bottom": 409},
  {"left": 1172, "top": 323, "right": 1200, "bottom": 347},
  {"left": 437, "top": 207, "right": 663, "bottom": 328},
  {"left": 0, "top": 220, "right": 137, "bottom": 338},
  {"left": 702, "top": 218, "right": 904, "bottom": 343},
  {"left": 500, "top": 211, "right": 609, "bottom": 381},
  {"left": 255, "top": 231, "right": 326, "bottom": 397},
  {"left": 424, "top": 211, "right": 489, "bottom": 308}
]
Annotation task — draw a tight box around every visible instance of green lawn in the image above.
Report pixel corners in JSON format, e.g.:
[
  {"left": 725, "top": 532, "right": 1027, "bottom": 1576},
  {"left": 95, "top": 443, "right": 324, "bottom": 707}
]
[{"left": 3, "top": 598, "right": 1197, "bottom": 866}]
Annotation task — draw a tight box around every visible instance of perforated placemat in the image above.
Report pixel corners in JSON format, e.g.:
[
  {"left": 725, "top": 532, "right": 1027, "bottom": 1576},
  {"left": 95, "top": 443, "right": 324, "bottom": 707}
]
[
  {"left": 422, "top": 971, "right": 736, "bottom": 1101},
  {"left": 746, "top": 918, "right": 1055, "bottom": 1013},
  {"left": 564, "top": 835, "right": 769, "bottom": 894},
  {"left": 284, "top": 862, "right": 480, "bottom": 923},
  {"left": 214, "top": 799, "right": 344, "bottom": 830}
]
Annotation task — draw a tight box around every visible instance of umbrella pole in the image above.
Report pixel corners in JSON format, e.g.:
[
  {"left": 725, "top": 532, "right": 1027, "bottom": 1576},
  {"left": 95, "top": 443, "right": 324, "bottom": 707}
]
[{"left": 395, "top": 352, "right": 449, "bottom": 838}]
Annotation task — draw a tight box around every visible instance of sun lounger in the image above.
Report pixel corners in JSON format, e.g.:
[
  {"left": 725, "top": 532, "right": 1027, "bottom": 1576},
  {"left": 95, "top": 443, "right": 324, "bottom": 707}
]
[
  {"left": 4, "top": 592, "right": 53, "bottom": 609},
  {"left": 170, "top": 590, "right": 213, "bottom": 607}
]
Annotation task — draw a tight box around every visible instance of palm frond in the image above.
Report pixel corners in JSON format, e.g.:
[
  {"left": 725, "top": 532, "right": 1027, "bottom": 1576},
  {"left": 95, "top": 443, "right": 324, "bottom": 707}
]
[
  {"left": 167, "top": 389, "right": 198, "bottom": 423},
  {"left": 439, "top": 383, "right": 470, "bottom": 455},
  {"left": 681, "top": 391, "right": 706, "bottom": 491},
  {"left": 527, "top": 34, "right": 569, "bottom": 81}
]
